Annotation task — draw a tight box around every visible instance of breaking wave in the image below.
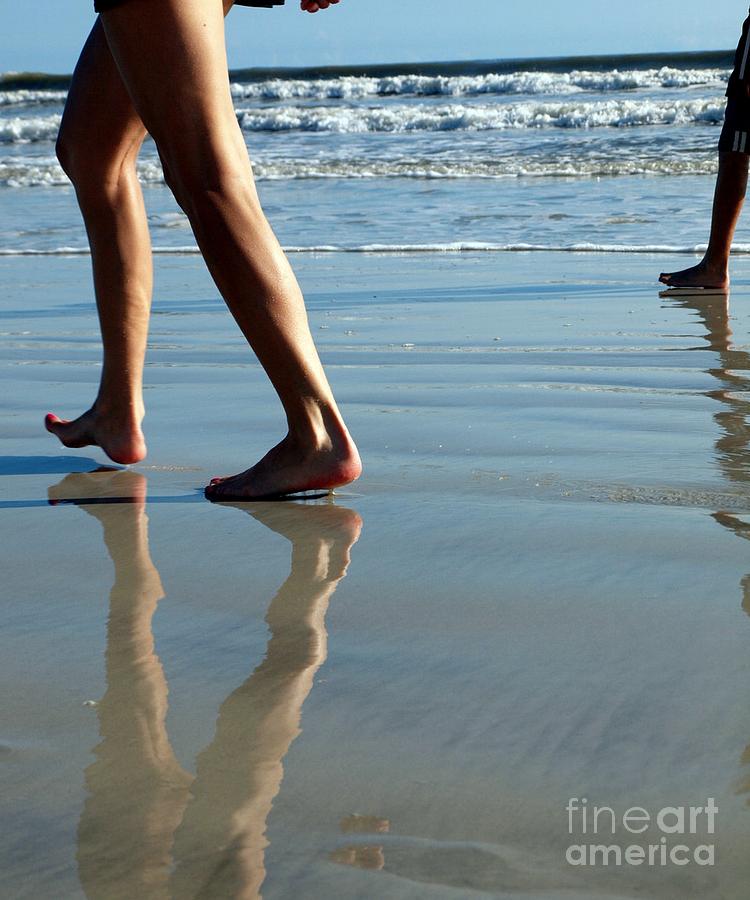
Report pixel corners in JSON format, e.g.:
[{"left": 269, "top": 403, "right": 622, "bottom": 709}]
[
  {"left": 228, "top": 67, "right": 730, "bottom": 101},
  {"left": 0, "top": 153, "right": 719, "bottom": 187}
]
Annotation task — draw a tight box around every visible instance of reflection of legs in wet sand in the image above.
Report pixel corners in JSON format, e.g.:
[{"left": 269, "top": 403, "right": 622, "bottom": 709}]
[
  {"left": 168, "top": 502, "right": 361, "bottom": 900},
  {"left": 54, "top": 469, "right": 360, "bottom": 899},
  {"left": 330, "top": 845, "right": 387, "bottom": 871},
  {"left": 712, "top": 513, "right": 750, "bottom": 619},
  {"left": 49, "top": 470, "right": 192, "bottom": 900},
  {"left": 661, "top": 292, "right": 750, "bottom": 806},
  {"left": 681, "top": 289, "right": 750, "bottom": 803},
  {"left": 330, "top": 815, "right": 390, "bottom": 871},
  {"left": 662, "top": 290, "right": 750, "bottom": 483},
  {"left": 714, "top": 512, "right": 750, "bottom": 800}
]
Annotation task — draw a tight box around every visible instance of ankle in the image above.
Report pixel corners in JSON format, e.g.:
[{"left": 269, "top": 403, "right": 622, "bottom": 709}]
[
  {"left": 286, "top": 401, "right": 353, "bottom": 454},
  {"left": 702, "top": 255, "right": 729, "bottom": 275},
  {"left": 94, "top": 396, "right": 145, "bottom": 423}
]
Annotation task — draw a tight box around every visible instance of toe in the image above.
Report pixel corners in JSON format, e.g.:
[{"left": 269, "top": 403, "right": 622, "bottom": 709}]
[
  {"left": 45, "top": 412, "right": 63, "bottom": 432},
  {"left": 45, "top": 413, "right": 74, "bottom": 441},
  {"left": 204, "top": 480, "right": 227, "bottom": 498},
  {"left": 205, "top": 484, "right": 232, "bottom": 503}
]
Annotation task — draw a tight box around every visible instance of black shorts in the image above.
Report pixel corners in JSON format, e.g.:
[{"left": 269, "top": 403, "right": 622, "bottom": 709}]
[
  {"left": 719, "top": 96, "right": 750, "bottom": 153},
  {"left": 720, "top": 9, "right": 750, "bottom": 152},
  {"left": 94, "top": 0, "right": 284, "bottom": 10}
]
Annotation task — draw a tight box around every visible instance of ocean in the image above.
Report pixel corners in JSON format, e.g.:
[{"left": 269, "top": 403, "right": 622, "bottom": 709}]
[{"left": 0, "top": 49, "right": 744, "bottom": 257}]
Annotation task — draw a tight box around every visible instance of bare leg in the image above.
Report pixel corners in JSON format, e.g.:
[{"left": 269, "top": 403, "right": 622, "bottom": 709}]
[
  {"left": 659, "top": 151, "right": 749, "bottom": 290},
  {"left": 46, "top": 19, "right": 151, "bottom": 464},
  {"left": 100, "top": 0, "right": 361, "bottom": 498}
]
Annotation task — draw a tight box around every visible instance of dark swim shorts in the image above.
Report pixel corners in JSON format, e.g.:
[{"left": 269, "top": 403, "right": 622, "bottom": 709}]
[
  {"left": 719, "top": 96, "right": 750, "bottom": 154},
  {"left": 719, "top": 8, "right": 750, "bottom": 152},
  {"left": 94, "top": 0, "right": 284, "bottom": 10}
]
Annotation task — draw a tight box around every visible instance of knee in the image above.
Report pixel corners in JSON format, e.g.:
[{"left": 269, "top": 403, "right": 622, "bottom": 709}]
[
  {"left": 158, "top": 150, "right": 257, "bottom": 221},
  {"left": 173, "top": 169, "right": 252, "bottom": 215},
  {"left": 56, "top": 126, "right": 138, "bottom": 205},
  {"left": 55, "top": 123, "right": 99, "bottom": 188}
]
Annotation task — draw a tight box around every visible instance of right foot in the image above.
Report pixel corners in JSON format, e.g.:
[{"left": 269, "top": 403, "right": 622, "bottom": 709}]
[
  {"left": 45, "top": 405, "right": 146, "bottom": 466},
  {"left": 205, "top": 431, "right": 362, "bottom": 501},
  {"left": 659, "top": 261, "right": 729, "bottom": 291}
]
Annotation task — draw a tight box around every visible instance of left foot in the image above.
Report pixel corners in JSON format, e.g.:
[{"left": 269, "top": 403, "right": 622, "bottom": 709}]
[
  {"left": 205, "top": 432, "right": 362, "bottom": 501},
  {"left": 45, "top": 404, "right": 146, "bottom": 465}
]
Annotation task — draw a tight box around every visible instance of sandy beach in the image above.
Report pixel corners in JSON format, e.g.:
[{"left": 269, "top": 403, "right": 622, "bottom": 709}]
[{"left": 2, "top": 249, "right": 750, "bottom": 897}]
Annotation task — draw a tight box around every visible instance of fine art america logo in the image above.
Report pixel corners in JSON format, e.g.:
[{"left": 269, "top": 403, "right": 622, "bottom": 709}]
[{"left": 565, "top": 798, "right": 718, "bottom": 867}]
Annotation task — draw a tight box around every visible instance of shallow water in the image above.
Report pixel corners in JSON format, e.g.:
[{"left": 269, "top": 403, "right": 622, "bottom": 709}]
[
  {"left": 3, "top": 252, "right": 750, "bottom": 897},
  {"left": 1, "top": 50, "right": 747, "bottom": 255}
]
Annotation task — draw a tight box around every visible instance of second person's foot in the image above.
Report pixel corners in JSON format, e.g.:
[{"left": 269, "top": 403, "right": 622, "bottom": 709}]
[{"left": 659, "top": 260, "right": 728, "bottom": 291}]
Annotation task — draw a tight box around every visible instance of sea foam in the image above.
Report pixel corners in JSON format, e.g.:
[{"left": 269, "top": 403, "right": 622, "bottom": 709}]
[{"left": 228, "top": 67, "right": 730, "bottom": 101}]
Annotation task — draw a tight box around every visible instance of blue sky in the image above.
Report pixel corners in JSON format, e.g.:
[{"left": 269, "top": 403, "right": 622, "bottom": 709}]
[{"left": 0, "top": 0, "right": 745, "bottom": 74}]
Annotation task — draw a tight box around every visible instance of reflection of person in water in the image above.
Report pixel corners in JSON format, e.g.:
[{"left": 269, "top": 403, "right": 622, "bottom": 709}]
[
  {"left": 48, "top": 470, "right": 360, "bottom": 899},
  {"left": 661, "top": 288, "right": 750, "bottom": 803},
  {"left": 170, "top": 501, "right": 361, "bottom": 899},
  {"left": 54, "top": 470, "right": 192, "bottom": 900},
  {"left": 661, "top": 288, "right": 750, "bottom": 487}
]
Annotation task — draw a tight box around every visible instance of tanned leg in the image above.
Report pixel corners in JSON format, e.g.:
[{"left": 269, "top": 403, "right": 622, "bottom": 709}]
[
  {"left": 100, "top": 0, "right": 361, "bottom": 498},
  {"left": 47, "top": 19, "right": 151, "bottom": 464}
]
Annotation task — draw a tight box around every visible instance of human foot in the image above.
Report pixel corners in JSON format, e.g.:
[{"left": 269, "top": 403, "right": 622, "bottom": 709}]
[
  {"left": 205, "top": 432, "right": 361, "bottom": 501},
  {"left": 45, "top": 404, "right": 146, "bottom": 465},
  {"left": 658, "top": 260, "right": 729, "bottom": 291}
]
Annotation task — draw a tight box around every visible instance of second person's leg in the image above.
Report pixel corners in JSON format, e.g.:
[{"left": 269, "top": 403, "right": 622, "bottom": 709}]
[
  {"left": 659, "top": 150, "right": 748, "bottom": 291},
  {"left": 660, "top": 74, "right": 750, "bottom": 292}
]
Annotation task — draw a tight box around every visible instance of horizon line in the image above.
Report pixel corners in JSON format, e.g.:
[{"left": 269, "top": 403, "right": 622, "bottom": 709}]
[{"left": 0, "top": 46, "right": 737, "bottom": 85}]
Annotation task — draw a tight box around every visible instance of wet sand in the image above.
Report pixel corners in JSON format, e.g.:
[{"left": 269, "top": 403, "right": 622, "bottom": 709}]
[{"left": 3, "top": 250, "right": 750, "bottom": 898}]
